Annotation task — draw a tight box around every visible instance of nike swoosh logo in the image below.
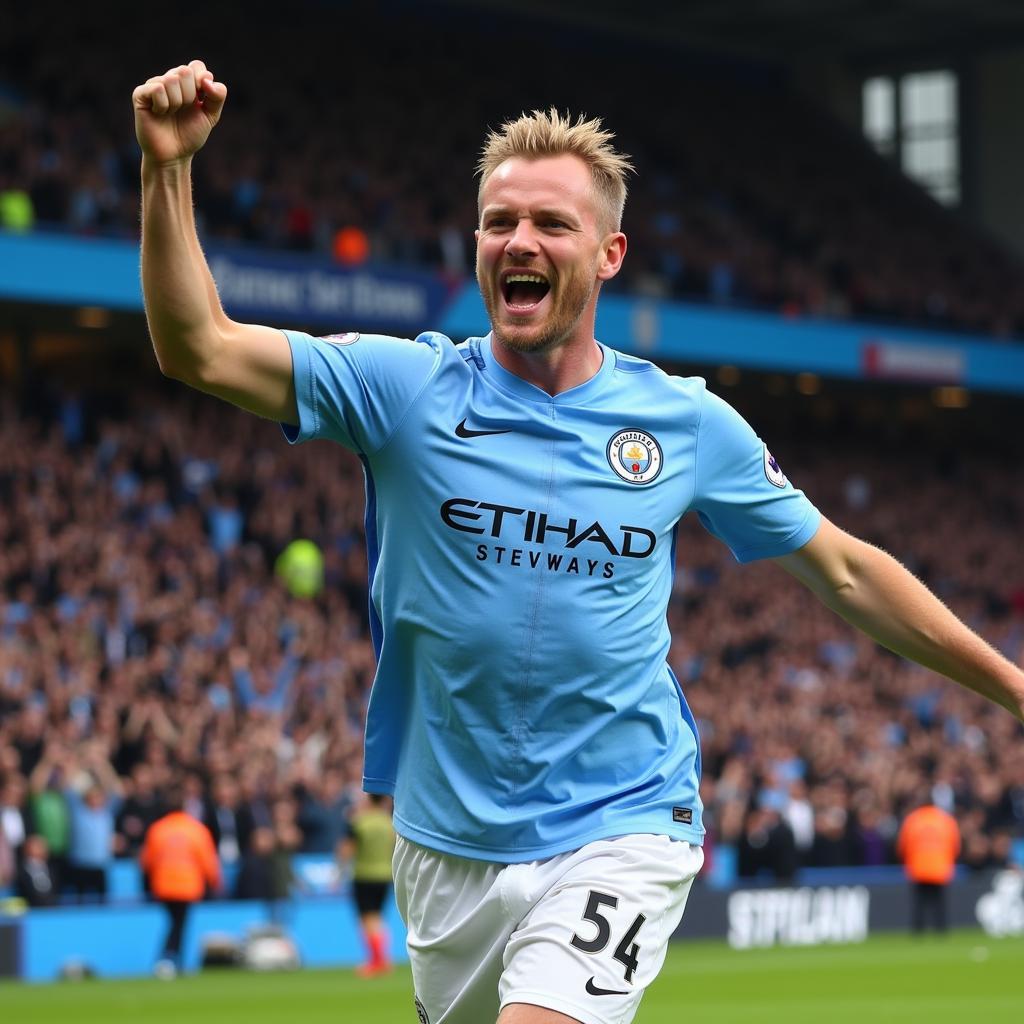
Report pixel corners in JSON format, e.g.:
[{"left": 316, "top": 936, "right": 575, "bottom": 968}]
[
  {"left": 585, "top": 977, "right": 629, "bottom": 997},
  {"left": 455, "top": 418, "right": 511, "bottom": 439}
]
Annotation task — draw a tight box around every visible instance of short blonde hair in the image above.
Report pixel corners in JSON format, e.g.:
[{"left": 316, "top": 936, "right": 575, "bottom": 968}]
[{"left": 477, "top": 108, "right": 634, "bottom": 233}]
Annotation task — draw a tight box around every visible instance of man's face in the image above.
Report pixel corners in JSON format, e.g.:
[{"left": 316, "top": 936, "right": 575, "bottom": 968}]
[{"left": 476, "top": 154, "right": 616, "bottom": 355}]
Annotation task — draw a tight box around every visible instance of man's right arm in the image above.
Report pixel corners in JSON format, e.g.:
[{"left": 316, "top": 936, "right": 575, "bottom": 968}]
[{"left": 135, "top": 60, "right": 297, "bottom": 424}]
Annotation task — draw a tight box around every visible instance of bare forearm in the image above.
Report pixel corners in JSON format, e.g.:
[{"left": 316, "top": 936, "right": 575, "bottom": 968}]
[
  {"left": 134, "top": 63, "right": 295, "bottom": 421},
  {"left": 140, "top": 157, "right": 227, "bottom": 380},
  {"left": 817, "top": 542, "right": 1024, "bottom": 720}
]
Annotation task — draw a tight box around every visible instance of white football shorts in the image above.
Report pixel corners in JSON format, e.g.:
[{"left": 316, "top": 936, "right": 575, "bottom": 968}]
[{"left": 393, "top": 832, "right": 704, "bottom": 1024}]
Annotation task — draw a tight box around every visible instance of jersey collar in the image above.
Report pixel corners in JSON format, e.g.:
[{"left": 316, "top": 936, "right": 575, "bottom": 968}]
[{"left": 476, "top": 334, "right": 615, "bottom": 406}]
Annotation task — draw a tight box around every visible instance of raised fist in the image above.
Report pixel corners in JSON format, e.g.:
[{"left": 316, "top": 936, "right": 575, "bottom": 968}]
[{"left": 133, "top": 59, "right": 227, "bottom": 165}]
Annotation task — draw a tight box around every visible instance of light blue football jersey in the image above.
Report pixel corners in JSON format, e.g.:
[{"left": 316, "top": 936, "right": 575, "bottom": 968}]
[{"left": 282, "top": 330, "right": 820, "bottom": 862}]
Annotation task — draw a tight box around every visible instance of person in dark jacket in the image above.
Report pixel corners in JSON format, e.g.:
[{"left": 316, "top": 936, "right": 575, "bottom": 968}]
[
  {"left": 116, "top": 763, "right": 163, "bottom": 856},
  {"left": 737, "top": 806, "right": 798, "bottom": 882},
  {"left": 203, "top": 774, "right": 243, "bottom": 867},
  {"left": 234, "top": 825, "right": 294, "bottom": 923},
  {"left": 16, "top": 834, "right": 58, "bottom": 907}
]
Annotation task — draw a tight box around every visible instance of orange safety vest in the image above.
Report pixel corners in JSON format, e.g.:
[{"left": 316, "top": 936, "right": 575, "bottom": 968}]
[
  {"left": 896, "top": 805, "right": 960, "bottom": 884},
  {"left": 140, "top": 812, "right": 221, "bottom": 901}
]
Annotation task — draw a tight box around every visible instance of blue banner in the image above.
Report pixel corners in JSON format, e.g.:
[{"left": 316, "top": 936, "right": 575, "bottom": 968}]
[
  {"left": 3, "top": 229, "right": 1024, "bottom": 395},
  {"left": 205, "top": 246, "right": 452, "bottom": 331},
  {"left": 440, "top": 288, "right": 1024, "bottom": 396},
  {"left": 0, "top": 230, "right": 453, "bottom": 333}
]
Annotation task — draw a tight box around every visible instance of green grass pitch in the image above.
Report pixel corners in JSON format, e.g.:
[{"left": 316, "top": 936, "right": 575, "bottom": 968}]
[{"left": 4, "top": 931, "right": 1021, "bottom": 1024}]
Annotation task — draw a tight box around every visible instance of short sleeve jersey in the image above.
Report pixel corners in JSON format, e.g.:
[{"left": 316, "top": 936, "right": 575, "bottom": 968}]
[{"left": 282, "top": 330, "right": 820, "bottom": 862}]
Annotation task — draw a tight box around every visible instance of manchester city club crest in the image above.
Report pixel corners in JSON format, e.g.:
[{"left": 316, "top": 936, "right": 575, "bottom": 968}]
[{"left": 607, "top": 428, "right": 664, "bottom": 485}]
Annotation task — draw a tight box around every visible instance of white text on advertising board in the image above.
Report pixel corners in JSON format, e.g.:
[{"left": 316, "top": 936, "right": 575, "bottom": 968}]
[{"left": 727, "top": 886, "right": 870, "bottom": 950}]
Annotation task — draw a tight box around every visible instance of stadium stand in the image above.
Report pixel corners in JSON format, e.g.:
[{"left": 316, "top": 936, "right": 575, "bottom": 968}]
[
  {"left": 1, "top": 4, "right": 1023, "bottom": 339},
  {"left": 1, "top": 376, "right": 1021, "bottom": 895},
  {"left": 1, "top": 2, "right": 1023, "bottom": 923}
]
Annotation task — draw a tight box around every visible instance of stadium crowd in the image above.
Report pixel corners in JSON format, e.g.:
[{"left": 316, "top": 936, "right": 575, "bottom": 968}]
[
  {"left": 1, "top": 378, "right": 1022, "bottom": 900},
  {"left": 2, "top": 5, "right": 1024, "bottom": 340}
]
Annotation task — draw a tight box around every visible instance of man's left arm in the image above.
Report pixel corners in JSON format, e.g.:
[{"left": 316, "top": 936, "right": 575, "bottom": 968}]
[{"left": 774, "top": 517, "right": 1024, "bottom": 721}]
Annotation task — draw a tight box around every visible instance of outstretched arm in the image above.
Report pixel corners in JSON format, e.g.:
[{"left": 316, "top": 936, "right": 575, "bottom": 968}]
[
  {"left": 134, "top": 60, "right": 297, "bottom": 423},
  {"left": 774, "top": 517, "right": 1024, "bottom": 721}
]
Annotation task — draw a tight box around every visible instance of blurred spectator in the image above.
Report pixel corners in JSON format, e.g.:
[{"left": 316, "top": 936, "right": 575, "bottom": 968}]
[
  {"left": 28, "top": 748, "right": 70, "bottom": 880},
  {"left": 340, "top": 794, "right": 396, "bottom": 977},
  {"left": 988, "top": 831, "right": 1016, "bottom": 871},
  {"left": 960, "top": 810, "right": 996, "bottom": 872},
  {"left": 231, "top": 648, "right": 297, "bottom": 716},
  {"left": 297, "top": 769, "right": 353, "bottom": 854},
  {"left": 205, "top": 487, "right": 245, "bottom": 556},
  {"left": 782, "top": 780, "right": 815, "bottom": 858},
  {"left": 236, "top": 772, "right": 274, "bottom": 855},
  {"left": 852, "top": 800, "right": 891, "bottom": 867},
  {"left": 897, "top": 797, "right": 961, "bottom": 934},
  {"left": 0, "top": 774, "right": 28, "bottom": 865},
  {"left": 141, "top": 787, "right": 221, "bottom": 978},
  {"left": 810, "top": 804, "right": 856, "bottom": 868},
  {"left": 737, "top": 806, "right": 798, "bottom": 882},
  {"left": 10, "top": 705, "right": 47, "bottom": 776},
  {"left": 235, "top": 827, "right": 276, "bottom": 902},
  {"left": 204, "top": 775, "right": 243, "bottom": 866},
  {"left": 116, "top": 763, "right": 164, "bottom": 856},
  {"left": 181, "top": 774, "right": 206, "bottom": 823},
  {"left": 16, "top": 834, "right": 57, "bottom": 908},
  {"left": 272, "top": 797, "right": 303, "bottom": 863},
  {"left": 64, "top": 746, "right": 123, "bottom": 902},
  {"left": 234, "top": 826, "right": 293, "bottom": 915}
]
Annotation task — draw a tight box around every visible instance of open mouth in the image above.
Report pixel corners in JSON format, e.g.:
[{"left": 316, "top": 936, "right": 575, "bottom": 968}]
[{"left": 501, "top": 271, "right": 551, "bottom": 315}]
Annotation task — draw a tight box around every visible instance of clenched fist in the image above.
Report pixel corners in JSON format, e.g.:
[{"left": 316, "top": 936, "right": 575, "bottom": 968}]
[{"left": 133, "top": 59, "right": 227, "bottom": 165}]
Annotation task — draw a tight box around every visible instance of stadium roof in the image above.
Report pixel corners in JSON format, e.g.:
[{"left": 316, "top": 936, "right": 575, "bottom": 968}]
[{"left": 445, "top": 0, "right": 1024, "bottom": 64}]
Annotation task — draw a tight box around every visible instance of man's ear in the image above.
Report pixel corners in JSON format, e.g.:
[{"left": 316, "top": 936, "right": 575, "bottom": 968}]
[{"left": 597, "top": 232, "right": 627, "bottom": 282}]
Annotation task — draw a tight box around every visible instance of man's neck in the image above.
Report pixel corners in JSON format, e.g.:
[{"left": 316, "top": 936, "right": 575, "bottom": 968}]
[{"left": 491, "top": 335, "right": 603, "bottom": 396}]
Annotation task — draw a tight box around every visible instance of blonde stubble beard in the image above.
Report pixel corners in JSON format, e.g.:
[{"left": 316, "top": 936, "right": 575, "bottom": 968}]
[{"left": 477, "top": 256, "right": 600, "bottom": 355}]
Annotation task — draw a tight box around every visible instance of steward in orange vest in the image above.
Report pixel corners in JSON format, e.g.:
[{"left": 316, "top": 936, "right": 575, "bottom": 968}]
[
  {"left": 142, "top": 810, "right": 221, "bottom": 901},
  {"left": 141, "top": 794, "right": 221, "bottom": 976},
  {"left": 896, "top": 801, "right": 960, "bottom": 933},
  {"left": 897, "top": 804, "right": 960, "bottom": 884}
]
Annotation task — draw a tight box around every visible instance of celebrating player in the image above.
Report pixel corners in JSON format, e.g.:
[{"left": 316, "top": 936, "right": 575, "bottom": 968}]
[{"left": 134, "top": 60, "right": 1024, "bottom": 1024}]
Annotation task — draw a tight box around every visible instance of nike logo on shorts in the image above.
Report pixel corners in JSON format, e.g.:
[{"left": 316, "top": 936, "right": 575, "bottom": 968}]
[
  {"left": 585, "top": 977, "right": 629, "bottom": 996},
  {"left": 455, "top": 418, "right": 510, "bottom": 438}
]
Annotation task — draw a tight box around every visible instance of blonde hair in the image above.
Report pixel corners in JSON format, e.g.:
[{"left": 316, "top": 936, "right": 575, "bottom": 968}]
[{"left": 477, "top": 108, "right": 634, "bottom": 233}]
